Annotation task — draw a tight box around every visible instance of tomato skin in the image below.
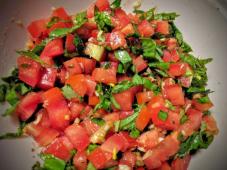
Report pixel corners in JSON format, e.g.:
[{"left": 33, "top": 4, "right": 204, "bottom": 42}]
[
  {"left": 64, "top": 58, "right": 82, "bottom": 76},
  {"left": 121, "top": 23, "right": 135, "bottom": 36},
  {"left": 36, "top": 109, "right": 51, "bottom": 128},
  {"left": 40, "top": 38, "right": 64, "bottom": 64},
  {"left": 136, "top": 91, "right": 154, "bottom": 104},
  {"left": 43, "top": 87, "right": 71, "bottom": 130},
  {"left": 88, "top": 96, "right": 100, "bottom": 106},
  {"left": 81, "top": 119, "right": 100, "bottom": 136},
  {"left": 69, "top": 102, "right": 85, "bottom": 120},
  {"left": 133, "top": 56, "right": 148, "bottom": 73},
  {"left": 168, "top": 63, "right": 187, "bottom": 77},
  {"left": 106, "top": 31, "right": 127, "bottom": 50},
  {"left": 203, "top": 115, "right": 219, "bottom": 135},
  {"left": 66, "top": 74, "right": 88, "bottom": 97},
  {"left": 17, "top": 92, "right": 42, "bottom": 121},
  {"left": 113, "top": 90, "right": 134, "bottom": 111},
  {"left": 43, "top": 136, "right": 74, "bottom": 161},
  {"left": 192, "top": 99, "right": 213, "bottom": 112},
  {"left": 87, "top": 3, "right": 95, "bottom": 18},
  {"left": 103, "top": 112, "right": 120, "bottom": 122},
  {"left": 166, "top": 38, "right": 177, "bottom": 51},
  {"left": 164, "top": 84, "right": 185, "bottom": 106},
  {"left": 51, "top": 7, "right": 70, "bottom": 20},
  {"left": 64, "top": 124, "right": 90, "bottom": 151},
  {"left": 75, "top": 57, "right": 96, "bottom": 74},
  {"left": 138, "top": 20, "right": 154, "bottom": 37},
  {"left": 136, "top": 106, "right": 151, "bottom": 131},
  {"left": 95, "top": 0, "right": 110, "bottom": 11},
  {"left": 147, "top": 95, "right": 165, "bottom": 110},
  {"left": 38, "top": 67, "right": 57, "bottom": 90},
  {"left": 163, "top": 49, "right": 180, "bottom": 62},
  {"left": 73, "top": 151, "right": 88, "bottom": 170},
  {"left": 171, "top": 155, "right": 191, "bottom": 170},
  {"left": 114, "top": 8, "right": 130, "bottom": 29},
  {"left": 155, "top": 162, "right": 171, "bottom": 170},
  {"left": 92, "top": 67, "right": 117, "bottom": 85},
  {"left": 65, "top": 34, "right": 76, "bottom": 52},
  {"left": 27, "top": 19, "right": 47, "bottom": 39},
  {"left": 47, "top": 21, "right": 72, "bottom": 35},
  {"left": 128, "top": 13, "right": 140, "bottom": 24},
  {"left": 120, "top": 151, "right": 136, "bottom": 168},
  {"left": 137, "top": 129, "right": 160, "bottom": 150},
  {"left": 156, "top": 21, "right": 169, "bottom": 35}
]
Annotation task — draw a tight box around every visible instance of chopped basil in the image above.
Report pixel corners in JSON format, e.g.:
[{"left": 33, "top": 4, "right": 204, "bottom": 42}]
[
  {"left": 158, "top": 110, "right": 168, "bottom": 121},
  {"left": 97, "top": 30, "right": 105, "bottom": 42},
  {"left": 62, "top": 85, "right": 83, "bottom": 102},
  {"left": 110, "top": 0, "right": 121, "bottom": 9},
  {"left": 40, "top": 154, "right": 66, "bottom": 170},
  {"left": 49, "top": 28, "right": 71, "bottom": 38},
  {"left": 91, "top": 118, "right": 105, "bottom": 126},
  {"left": 87, "top": 144, "right": 99, "bottom": 154},
  {"left": 110, "top": 95, "right": 121, "bottom": 109},
  {"left": 87, "top": 162, "right": 96, "bottom": 170},
  {"left": 149, "top": 62, "right": 170, "bottom": 71},
  {"left": 73, "top": 35, "right": 85, "bottom": 55},
  {"left": 114, "top": 50, "right": 132, "bottom": 72},
  {"left": 154, "top": 12, "right": 179, "bottom": 20},
  {"left": 16, "top": 50, "right": 45, "bottom": 66},
  {"left": 46, "top": 17, "right": 61, "bottom": 28},
  {"left": 142, "top": 38, "right": 157, "bottom": 59},
  {"left": 132, "top": 74, "right": 158, "bottom": 91},
  {"left": 73, "top": 11, "right": 88, "bottom": 26},
  {"left": 5, "top": 87, "right": 19, "bottom": 106},
  {"left": 95, "top": 11, "right": 112, "bottom": 32},
  {"left": 180, "top": 114, "right": 188, "bottom": 124},
  {"left": 197, "top": 96, "right": 210, "bottom": 104},
  {"left": 165, "top": 100, "right": 175, "bottom": 111},
  {"left": 0, "top": 84, "right": 7, "bottom": 102},
  {"left": 111, "top": 80, "right": 134, "bottom": 94},
  {"left": 130, "top": 128, "right": 140, "bottom": 138}
]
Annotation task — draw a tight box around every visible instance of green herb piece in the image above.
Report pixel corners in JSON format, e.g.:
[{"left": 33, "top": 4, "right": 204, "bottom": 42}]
[
  {"left": 97, "top": 30, "right": 105, "bottom": 42},
  {"left": 87, "top": 162, "right": 96, "bottom": 170},
  {"left": 94, "top": 95, "right": 111, "bottom": 112},
  {"left": 130, "top": 128, "right": 140, "bottom": 138},
  {"left": 180, "top": 114, "right": 188, "bottom": 124},
  {"left": 117, "top": 63, "right": 124, "bottom": 73},
  {"left": 203, "top": 110, "right": 211, "bottom": 116},
  {"left": 0, "top": 84, "right": 7, "bottom": 102},
  {"left": 114, "top": 50, "right": 132, "bottom": 72},
  {"left": 110, "top": 0, "right": 121, "bottom": 9},
  {"left": 95, "top": 11, "right": 112, "bottom": 32},
  {"left": 149, "top": 62, "right": 170, "bottom": 71},
  {"left": 132, "top": 74, "right": 158, "bottom": 91},
  {"left": 112, "top": 80, "right": 134, "bottom": 94},
  {"left": 142, "top": 38, "right": 157, "bottom": 59},
  {"left": 5, "top": 88, "right": 19, "bottom": 106},
  {"left": 49, "top": 28, "right": 71, "bottom": 38},
  {"left": 62, "top": 85, "right": 83, "bottom": 102},
  {"left": 46, "top": 17, "right": 61, "bottom": 28},
  {"left": 158, "top": 110, "right": 168, "bottom": 121},
  {"left": 1, "top": 68, "right": 19, "bottom": 84},
  {"left": 16, "top": 50, "right": 45, "bottom": 66},
  {"left": 40, "top": 154, "right": 66, "bottom": 170},
  {"left": 91, "top": 118, "right": 105, "bottom": 126},
  {"left": 73, "top": 11, "right": 88, "bottom": 27},
  {"left": 73, "top": 35, "right": 85, "bottom": 55},
  {"left": 154, "top": 12, "right": 179, "bottom": 20},
  {"left": 0, "top": 121, "right": 26, "bottom": 139},
  {"left": 186, "top": 87, "right": 211, "bottom": 94},
  {"left": 2, "top": 103, "right": 18, "bottom": 117},
  {"left": 32, "top": 161, "right": 44, "bottom": 170},
  {"left": 197, "top": 96, "right": 210, "bottom": 104},
  {"left": 110, "top": 95, "right": 121, "bottom": 109},
  {"left": 165, "top": 100, "right": 175, "bottom": 111},
  {"left": 87, "top": 144, "right": 99, "bottom": 154}
]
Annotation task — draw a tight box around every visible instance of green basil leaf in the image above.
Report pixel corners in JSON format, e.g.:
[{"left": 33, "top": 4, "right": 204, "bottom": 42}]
[
  {"left": 154, "top": 12, "right": 179, "bottom": 20},
  {"left": 158, "top": 110, "right": 168, "bottom": 121},
  {"left": 129, "top": 128, "right": 140, "bottom": 138},
  {"left": 41, "top": 154, "right": 66, "bottom": 170},
  {"left": 5, "top": 88, "right": 19, "bottom": 106},
  {"left": 49, "top": 28, "right": 71, "bottom": 38},
  {"left": 149, "top": 62, "right": 170, "bottom": 71},
  {"left": 16, "top": 50, "right": 45, "bottom": 66},
  {"left": 0, "top": 84, "right": 7, "bottom": 102},
  {"left": 91, "top": 118, "right": 105, "bottom": 126},
  {"left": 62, "top": 85, "right": 83, "bottom": 101},
  {"left": 110, "top": 0, "right": 121, "bottom": 9},
  {"left": 46, "top": 17, "right": 61, "bottom": 28},
  {"left": 87, "top": 144, "right": 99, "bottom": 154},
  {"left": 197, "top": 96, "right": 210, "bottom": 104},
  {"left": 95, "top": 11, "right": 112, "bottom": 32},
  {"left": 114, "top": 50, "right": 132, "bottom": 71},
  {"left": 110, "top": 95, "right": 121, "bottom": 109},
  {"left": 112, "top": 80, "right": 134, "bottom": 94},
  {"left": 87, "top": 162, "right": 96, "bottom": 170}
]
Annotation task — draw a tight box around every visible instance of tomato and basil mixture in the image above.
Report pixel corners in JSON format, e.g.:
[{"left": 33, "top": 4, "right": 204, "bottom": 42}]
[{"left": 0, "top": 0, "right": 218, "bottom": 170}]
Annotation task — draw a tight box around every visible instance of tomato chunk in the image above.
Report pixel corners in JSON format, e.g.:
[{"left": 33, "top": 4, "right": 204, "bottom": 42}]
[
  {"left": 133, "top": 56, "right": 148, "bottom": 73},
  {"left": 171, "top": 155, "right": 191, "bottom": 170},
  {"left": 64, "top": 124, "right": 90, "bottom": 151},
  {"left": 106, "top": 31, "right": 127, "bottom": 50},
  {"left": 168, "top": 63, "right": 187, "bottom": 77},
  {"left": 65, "top": 34, "right": 76, "bottom": 52},
  {"left": 203, "top": 115, "right": 219, "bottom": 135},
  {"left": 114, "top": 8, "right": 130, "bottom": 29},
  {"left": 138, "top": 20, "right": 154, "bottom": 37},
  {"left": 81, "top": 119, "right": 100, "bottom": 136},
  {"left": 163, "top": 49, "right": 180, "bottom": 63},
  {"left": 136, "top": 91, "right": 154, "bottom": 104},
  {"left": 192, "top": 99, "right": 213, "bottom": 112},
  {"left": 27, "top": 19, "right": 47, "bottom": 39},
  {"left": 164, "top": 84, "right": 185, "bottom": 106},
  {"left": 64, "top": 58, "right": 82, "bottom": 76},
  {"left": 120, "top": 151, "right": 136, "bottom": 168},
  {"left": 75, "top": 57, "right": 96, "bottom": 74},
  {"left": 92, "top": 67, "right": 117, "bottom": 85},
  {"left": 156, "top": 21, "right": 169, "bottom": 35},
  {"left": 113, "top": 90, "right": 134, "bottom": 111},
  {"left": 136, "top": 106, "right": 151, "bottom": 131},
  {"left": 38, "top": 67, "right": 57, "bottom": 90},
  {"left": 73, "top": 151, "right": 88, "bottom": 170},
  {"left": 17, "top": 56, "right": 42, "bottom": 87},
  {"left": 87, "top": 3, "right": 95, "bottom": 18},
  {"left": 95, "top": 0, "right": 110, "bottom": 11},
  {"left": 51, "top": 7, "right": 71, "bottom": 20}
]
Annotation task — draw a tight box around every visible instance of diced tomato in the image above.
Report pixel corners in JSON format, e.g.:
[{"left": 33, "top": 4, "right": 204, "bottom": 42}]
[
  {"left": 166, "top": 38, "right": 178, "bottom": 50},
  {"left": 75, "top": 57, "right": 96, "bottom": 74},
  {"left": 65, "top": 34, "right": 76, "bottom": 53},
  {"left": 92, "top": 67, "right": 117, "bottom": 85},
  {"left": 64, "top": 58, "right": 82, "bottom": 76},
  {"left": 51, "top": 7, "right": 71, "bottom": 20},
  {"left": 103, "top": 112, "right": 120, "bottom": 122},
  {"left": 44, "top": 136, "right": 74, "bottom": 161},
  {"left": 203, "top": 115, "right": 219, "bottom": 135},
  {"left": 47, "top": 21, "right": 72, "bottom": 34},
  {"left": 40, "top": 38, "right": 64, "bottom": 64},
  {"left": 106, "top": 31, "right": 127, "bottom": 50},
  {"left": 120, "top": 151, "right": 136, "bottom": 168},
  {"left": 136, "top": 106, "right": 151, "bottom": 131},
  {"left": 147, "top": 95, "right": 165, "bottom": 110},
  {"left": 95, "top": 0, "right": 110, "bottom": 11},
  {"left": 113, "top": 90, "right": 134, "bottom": 111},
  {"left": 163, "top": 49, "right": 180, "bottom": 62},
  {"left": 88, "top": 147, "right": 112, "bottom": 169},
  {"left": 69, "top": 102, "right": 85, "bottom": 120},
  {"left": 118, "top": 131, "right": 137, "bottom": 149},
  {"left": 16, "top": 92, "right": 42, "bottom": 121},
  {"left": 79, "top": 105, "right": 93, "bottom": 120},
  {"left": 168, "top": 63, "right": 187, "bottom": 77},
  {"left": 17, "top": 56, "right": 42, "bottom": 87},
  {"left": 179, "top": 76, "right": 192, "bottom": 88},
  {"left": 192, "top": 99, "right": 213, "bottom": 112},
  {"left": 66, "top": 74, "right": 88, "bottom": 97},
  {"left": 43, "top": 87, "right": 71, "bottom": 130},
  {"left": 164, "top": 84, "right": 185, "bottom": 105},
  {"left": 138, "top": 20, "right": 154, "bottom": 37},
  {"left": 155, "top": 162, "right": 171, "bottom": 170},
  {"left": 137, "top": 129, "right": 160, "bottom": 150},
  {"left": 81, "top": 119, "right": 100, "bottom": 135},
  {"left": 87, "top": 3, "right": 95, "bottom": 18},
  {"left": 133, "top": 56, "right": 148, "bottom": 73},
  {"left": 136, "top": 91, "right": 154, "bottom": 104},
  {"left": 27, "top": 19, "right": 47, "bottom": 39},
  {"left": 121, "top": 23, "right": 135, "bottom": 35},
  {"left": 73, "top": 151, "right": 88, "bottom": 170},
  {"left": 35, "top": 109, "right": 51, "bottom": 128},
  {"left": 24, "top": 123, "right": 59, "bottom": 147},
  {"left": 38, "top": 67, "right": 57, "bottom": 90},
  {"left": 128, "top": 13, "right": 140, "bottom": 24},
  {"left": 76, "top": 26, "right": 92, "bottom": 39},
  {"left": 119, "top": 111, "right": 134, "bottom": 119},
  {"left": 64, "top": 124, "right": 90, "bottom": 151},
  {"left": 85, "top": 75, "right": 97, "bottom": 96},
  {"left": 156, "top": 21, "right": 169, "bottom": 35},
  {"left": 115, "top": 8, "right": 130, "bottom": 29},
  {"left": 171, "top": 155, "right": 191, "bottom": 170},
  {"left": 88, "top": 96, "right": 100, "bottom": 106}
]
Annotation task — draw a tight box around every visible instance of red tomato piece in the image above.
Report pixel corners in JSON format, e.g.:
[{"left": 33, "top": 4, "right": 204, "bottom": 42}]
[
  {"left": 113, "top": 90, "right": 134, "bottom": 111},
  {"left": 17, "top": 56, "right": 42, "bottom": 87},
  {"left": 147, "top": 95, "right": 165, "bottom": 110},
  {"left": 92, "top": 67, "right": 117, "bottom": 85},
  {"left": 38, "top": 67, "right": 57, "bottom": 90},
  {"left": 88, "top": 147, "right": 112, "bottom": 169},
  {"left": 88, "top": 96, "right": 100, "bottom": 106},
  {"left": 168, "top": 63, "right": 187, "bottom": 77},
  {"left": 69, "top": 102, "right": 85, "bottom": 120},
  {"left": 115, "top": 8, "right": 130, "bottom": 29},
  {"left": 155, "top": 162, "right": 171, "bottom": 170},
  {"left": 118, "top": 131, "right": 137, "bottom": 149},
  {"left": 64, "top": 124, "right": 90, "bottom": 151},
  {"left": 40, "top": 38, "right": 64, "bottom": 64},
  {"left": 103, "top": 112, "right": 120, "bottom": 122},
  {"left": 121, "top": 23, "right": 135, "bottom": 35},
  {"left": 66, "top": 74, "right": 88, "bottom": 97},
  {"left": 164, "top": 84, "right": 185, "bottom": 105},
  {"left": 136, "top": 91, "right": 154, "bottom": 104},
  {"left": 95, "top": 0, "right": 110, "bottom": 11},
  {"left": 35, "top": 109, "right": 51, "bottom": 128},
  {"left": 75, "top": 57, "right": 96, "bottom": 74},
  {"left": 43, "top": 136, "right": 74, "bottom": 161},
  {"left": 106, "top": 31, "right": 127, "bottom": 50},
  {"left": 163, "top": 49, "right": 180, "bottom": 62},
  {"left": 120, "top": 151, "right": 136, "bottom": 168},
  {"left": 87, "top": 3, "right": 95, "bottom": 18},
  {"left": 171, "top": 155, "right": 191, "bottom": 170},
  {"left": 85, "top": 75, "right": 97, "bottom": 96},
  {"left": 51, "top": 7, "right": 71, "bottom": 20},
  {"left": 65, "top": 34, "right": 76, "bottom": 53},
  {"left": 17, "top": 92, "right": 42, "bottom": 121},
  {"left": 156, "top": 21, "right": 169, "bottom": 35},
  {"left": 203, "top": 115, "right": 219, "bottom": 135},
  {"left": 138, "top": 20, "right": 154, "bottom": 37},
  {"left": 43, "top": 87, "right": 71, "bottom": 130},
  {"left": 64, "top": 58, "right": 82, "bottom": 76},
  {"left": 166, "top": 38, "right": 178, "bottom": 50},
  {"left": 47, "top": 21, "right": 72, "bottom": 34},
  {"left": 27, "top": 19, "right": 47, "bottom": 39},
  {"left": 192, "top": 99, "right": 213, "bottom": 112},
  {"left": 136, "top": 106, "right": 151, "bottom": 131},
  {"left": 133, "top": 56, "right": 148, "bottom": 73},
  {"left": 137, "top": 129, "right": 160, "bottom": 150},
  {"left": 73, "top": 151, "right": 88, "bottom": 170},
  {"left": 119, "top": 111, "right": 134, "bottom": 119},
  {"left": 128, "top": 13, "right": 140, "bottom": 24},
  {"left": 81, "top": 119, "right": 100, "bottom": 136}
]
